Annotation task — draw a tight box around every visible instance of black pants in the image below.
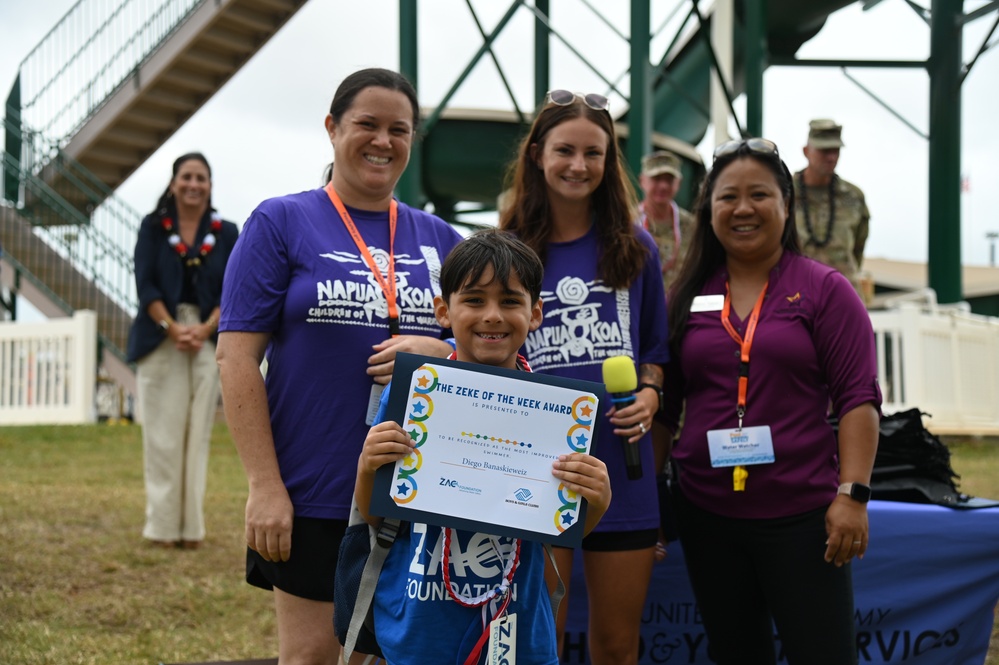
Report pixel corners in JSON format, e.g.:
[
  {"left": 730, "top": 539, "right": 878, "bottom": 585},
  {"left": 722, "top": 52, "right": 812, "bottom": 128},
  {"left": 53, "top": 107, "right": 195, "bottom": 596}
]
[{"left": 672, "top": 484, "right": 857, "bottom": 665}]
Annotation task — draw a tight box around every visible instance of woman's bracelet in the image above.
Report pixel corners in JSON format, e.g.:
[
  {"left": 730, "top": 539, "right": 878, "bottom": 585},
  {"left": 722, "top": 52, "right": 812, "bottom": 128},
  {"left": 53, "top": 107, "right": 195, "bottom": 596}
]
[
  {"left": 205, "top": 315, "right": 218, "bottom": 331},
  {"left": 158, "top": 316, "right": 175, "bottom": 331}
]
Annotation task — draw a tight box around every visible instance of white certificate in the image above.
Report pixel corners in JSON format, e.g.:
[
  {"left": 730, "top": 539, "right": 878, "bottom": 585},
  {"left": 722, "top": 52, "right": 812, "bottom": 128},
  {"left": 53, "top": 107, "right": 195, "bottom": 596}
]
[{"left": 370, "top": 353, "right": 603, "bottom": 545}]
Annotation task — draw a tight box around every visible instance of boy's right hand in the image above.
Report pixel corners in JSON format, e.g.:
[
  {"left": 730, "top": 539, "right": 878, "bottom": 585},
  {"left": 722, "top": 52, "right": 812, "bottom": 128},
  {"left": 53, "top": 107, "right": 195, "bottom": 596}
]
[{"left": 359, "top": 421, "right": 417, "bottom": 476}]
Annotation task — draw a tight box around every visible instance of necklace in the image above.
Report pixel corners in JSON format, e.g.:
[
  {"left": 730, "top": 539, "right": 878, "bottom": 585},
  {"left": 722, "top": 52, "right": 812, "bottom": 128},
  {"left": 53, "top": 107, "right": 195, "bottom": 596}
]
[
  {"left": 441, "top": 528, "right": 521, "bottom": 608},
  {"left": 162, "top": 212, "right": 222, "bottom": 267},
  {"left": 798, "top": 171, "right": 837, "bottom": 249}
]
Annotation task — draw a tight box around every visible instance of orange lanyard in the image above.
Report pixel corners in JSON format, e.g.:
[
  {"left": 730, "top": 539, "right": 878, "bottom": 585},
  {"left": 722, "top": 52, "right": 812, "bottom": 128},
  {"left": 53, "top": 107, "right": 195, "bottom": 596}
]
[
  {"left": 720, "top": 280, "right": 768, "bottom": 430},
  {"left": 324, "top": 183, "right": 400, "bottom": 335}
]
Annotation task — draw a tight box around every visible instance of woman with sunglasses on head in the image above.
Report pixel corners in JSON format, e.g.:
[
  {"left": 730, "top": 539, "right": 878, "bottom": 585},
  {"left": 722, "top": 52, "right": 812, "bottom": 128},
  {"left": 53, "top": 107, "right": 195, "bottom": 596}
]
[
  {"left": 660, "top": 138, "right": 881, "bottom": 664},
  {"left": 500, "top": 89, "right": 670, "bottom": 665},
  {"left": 216, "top": 68, "right": 462, "bottom": 665}
]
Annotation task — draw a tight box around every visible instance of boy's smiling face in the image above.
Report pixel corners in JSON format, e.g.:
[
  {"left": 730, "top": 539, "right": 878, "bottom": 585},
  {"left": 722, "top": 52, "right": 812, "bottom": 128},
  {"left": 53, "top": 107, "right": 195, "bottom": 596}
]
[{"left": 434, "top": 264, "right": 543, "bottom": 370}]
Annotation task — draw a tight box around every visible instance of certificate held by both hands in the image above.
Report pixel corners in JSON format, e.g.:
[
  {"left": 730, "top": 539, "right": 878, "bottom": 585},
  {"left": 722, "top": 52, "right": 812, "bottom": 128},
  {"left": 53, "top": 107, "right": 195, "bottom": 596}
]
[{"left": 370, "top": 353, "right": 603, "bottom": 547}]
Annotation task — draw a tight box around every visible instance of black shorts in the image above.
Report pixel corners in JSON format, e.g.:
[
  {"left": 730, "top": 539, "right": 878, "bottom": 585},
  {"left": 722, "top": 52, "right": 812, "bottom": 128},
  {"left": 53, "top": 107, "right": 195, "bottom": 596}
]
[
  {"left": 575, "top": 528, "right": 659, "bottom": 552},
  {"left": 246, "top": 516, "right": 347, "bottom": 601}
]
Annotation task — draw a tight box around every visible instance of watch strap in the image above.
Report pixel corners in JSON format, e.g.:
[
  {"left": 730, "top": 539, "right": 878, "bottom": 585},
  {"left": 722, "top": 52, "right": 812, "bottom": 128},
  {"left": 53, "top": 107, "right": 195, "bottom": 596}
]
[
  {"left": 637, "top": 382, "right": 664, "bottom": 414},
  {"left": 837, "top": 482, "right": 872, "bottom": 503}
]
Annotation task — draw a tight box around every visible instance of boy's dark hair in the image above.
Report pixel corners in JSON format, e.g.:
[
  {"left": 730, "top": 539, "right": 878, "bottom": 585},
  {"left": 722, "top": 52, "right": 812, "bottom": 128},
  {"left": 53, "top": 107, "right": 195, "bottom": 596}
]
[{"left": 440, "top": 229, "right": 544, "bottom": 303}]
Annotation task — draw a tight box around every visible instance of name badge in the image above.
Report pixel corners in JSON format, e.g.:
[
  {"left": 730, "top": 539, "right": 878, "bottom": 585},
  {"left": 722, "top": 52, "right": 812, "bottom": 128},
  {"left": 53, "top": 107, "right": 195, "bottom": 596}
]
[
  {"left": 365, "top": 383, "right": 386, "bottom": 426},
  {"left": 691, "top": 294, "right": 725, "bottom": 312},
  {"left": 487, "top": 612, "right": 516, "bottom": 664},
  {"left": 706, "top": 426, "right": 775, "bottom": 467}
]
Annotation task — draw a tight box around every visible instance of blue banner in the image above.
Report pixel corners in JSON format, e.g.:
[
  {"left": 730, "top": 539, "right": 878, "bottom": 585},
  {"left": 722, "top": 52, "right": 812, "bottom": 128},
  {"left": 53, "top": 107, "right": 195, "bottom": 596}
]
[{"left": 562, "top": 501, "right": 999, "bottom": 664}]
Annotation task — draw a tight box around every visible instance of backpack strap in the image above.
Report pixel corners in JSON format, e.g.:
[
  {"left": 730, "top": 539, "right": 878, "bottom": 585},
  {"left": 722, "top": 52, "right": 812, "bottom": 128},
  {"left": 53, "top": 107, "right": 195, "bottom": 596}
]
[
  {"left": 543, "top": 542, "right": 565, "bottom": 620},
  {"left": 342, "top": 502, "right": 402, "bottom": 664}
]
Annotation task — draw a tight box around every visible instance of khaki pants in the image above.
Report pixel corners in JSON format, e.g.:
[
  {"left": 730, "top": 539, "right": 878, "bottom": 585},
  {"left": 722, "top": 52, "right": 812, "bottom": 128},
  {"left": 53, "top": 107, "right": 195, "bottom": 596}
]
[{"left": 136, "top": 304, "right": 219, "bottom": 542}]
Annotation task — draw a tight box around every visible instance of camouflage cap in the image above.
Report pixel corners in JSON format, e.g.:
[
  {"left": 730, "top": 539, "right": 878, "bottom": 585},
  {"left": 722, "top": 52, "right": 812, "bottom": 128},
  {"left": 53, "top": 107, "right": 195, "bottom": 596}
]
[
  {"left": 641, "top": 150, "right": 682, "bottom": 178},
  {"left": 807, "top": 119, "right": 844, "bottom": 149}
]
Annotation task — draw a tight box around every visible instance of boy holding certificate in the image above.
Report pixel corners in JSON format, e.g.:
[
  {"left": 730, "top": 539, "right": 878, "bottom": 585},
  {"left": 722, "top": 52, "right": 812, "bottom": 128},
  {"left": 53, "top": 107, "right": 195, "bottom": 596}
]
[{"left": 354, "top": 229, "right": 612, "bottom": 665}]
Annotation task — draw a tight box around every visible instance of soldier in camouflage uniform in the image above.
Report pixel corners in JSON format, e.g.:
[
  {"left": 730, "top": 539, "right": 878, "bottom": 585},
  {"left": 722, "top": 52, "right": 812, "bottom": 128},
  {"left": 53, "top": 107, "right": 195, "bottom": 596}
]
[
  {"left": 639, "top": 151, "right": 694, "bottom": 553},
  {"left": 638, "top": 150, "right": 696, "bottom": 296},
  {"left": 794, "top": 119, "right": 871, "bottom": 301}
]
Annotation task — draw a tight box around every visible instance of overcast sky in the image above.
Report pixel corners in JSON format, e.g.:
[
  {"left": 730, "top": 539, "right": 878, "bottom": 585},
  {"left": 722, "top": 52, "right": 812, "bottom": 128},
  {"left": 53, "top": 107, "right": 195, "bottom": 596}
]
[{"left": 2, "top": 0, "right": 998, "bottom": 269}]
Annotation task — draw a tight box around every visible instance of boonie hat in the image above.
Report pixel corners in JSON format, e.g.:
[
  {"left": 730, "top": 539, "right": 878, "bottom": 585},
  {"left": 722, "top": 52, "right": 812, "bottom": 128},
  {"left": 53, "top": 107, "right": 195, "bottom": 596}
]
[
  {"left": 807, "top": 119, "right": 844, "bottom": 149},
  {"left": 641, "top": 150, "right": 682, "bottom": 178}
]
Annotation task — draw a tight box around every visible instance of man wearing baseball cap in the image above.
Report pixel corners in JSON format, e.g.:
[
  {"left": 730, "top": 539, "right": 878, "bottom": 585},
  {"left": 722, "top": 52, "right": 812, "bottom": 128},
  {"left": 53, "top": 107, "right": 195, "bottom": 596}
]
[
  {"left": 794, "top": 119, "right": 871, "bottom": 301},
  {"left": 638, "top": 150, "right": 696, "bottom": 293},
  {"left": 639, "top": 150, "right": 695, "bottom": 565}
]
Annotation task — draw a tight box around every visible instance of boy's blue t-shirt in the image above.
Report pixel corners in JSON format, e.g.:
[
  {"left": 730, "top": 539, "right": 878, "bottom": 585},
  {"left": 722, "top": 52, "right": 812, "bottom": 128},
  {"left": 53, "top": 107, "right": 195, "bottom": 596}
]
[{"left": 371, "top": 378, "right": 558, "bottom": 665}]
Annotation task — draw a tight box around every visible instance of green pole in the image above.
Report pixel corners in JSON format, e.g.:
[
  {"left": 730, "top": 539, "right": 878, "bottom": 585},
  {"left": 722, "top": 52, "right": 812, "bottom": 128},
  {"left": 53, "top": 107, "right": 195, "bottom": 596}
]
[
  {"left": 627, "top": 0, "right": 651, "bottom": 179},
  {"left": 534, "top": 0, "right": 550, "bottom": 109},
  {"left": 4, "top": 74, "right": 22, "bottom": 204},
  {"left": 398, "top": 0, "right": 423, "bottom": 207},
  {"left": 744, "top": 1, "right": 767, "bottom": 137},
  {"left": 927, "top": 0, "right": 963, "bottom": 303}
]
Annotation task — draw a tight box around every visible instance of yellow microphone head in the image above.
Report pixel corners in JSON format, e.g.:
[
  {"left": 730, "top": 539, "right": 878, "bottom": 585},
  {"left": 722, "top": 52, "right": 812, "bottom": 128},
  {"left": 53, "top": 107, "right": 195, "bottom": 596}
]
[{"left": 602, "top": 355, "right": 638, "bottom": 393}]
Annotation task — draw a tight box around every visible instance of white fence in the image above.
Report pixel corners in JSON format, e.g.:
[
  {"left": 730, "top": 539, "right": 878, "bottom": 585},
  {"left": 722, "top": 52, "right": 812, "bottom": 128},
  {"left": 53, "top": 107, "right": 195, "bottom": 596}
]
[
  {"left": 870, "top": 295, "right": 999, "bottom": 435},
  {"left": 1, "top": 297, "right": 998, "bottom": 433},
  {"left": 0, "top": 311, "right": 97, "bottom": 425}
]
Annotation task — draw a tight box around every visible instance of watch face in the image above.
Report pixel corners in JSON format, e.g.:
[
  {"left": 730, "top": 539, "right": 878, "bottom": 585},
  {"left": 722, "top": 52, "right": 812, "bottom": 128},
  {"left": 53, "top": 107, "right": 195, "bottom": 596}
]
[{"left": 852, "top": 483, "right": 872, "bottom": 502}]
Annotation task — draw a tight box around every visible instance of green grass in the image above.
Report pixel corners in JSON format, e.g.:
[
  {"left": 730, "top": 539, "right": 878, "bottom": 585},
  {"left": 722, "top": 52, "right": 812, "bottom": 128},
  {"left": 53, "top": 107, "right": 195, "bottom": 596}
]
[
  {"left": 0, "top": 424, "right": 996, "bottom": 664},
  {"left": 0, "top": 423, "right": 275, "bottom": 665}
]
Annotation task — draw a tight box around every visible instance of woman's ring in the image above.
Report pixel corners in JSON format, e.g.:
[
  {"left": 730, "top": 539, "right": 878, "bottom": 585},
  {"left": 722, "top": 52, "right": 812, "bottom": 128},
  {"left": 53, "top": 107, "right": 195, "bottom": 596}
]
[
  {"left": 639, "top": 422, "right": 647, "bottom": 434},
  {"left": 852, "top": 541, "right": 862, "bottom": 545}
]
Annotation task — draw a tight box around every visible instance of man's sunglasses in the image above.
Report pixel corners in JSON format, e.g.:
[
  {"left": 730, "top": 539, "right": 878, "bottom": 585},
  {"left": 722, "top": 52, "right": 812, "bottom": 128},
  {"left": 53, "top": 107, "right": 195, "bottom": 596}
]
[
  {"left": 545, "top": 89, "right": 611, "bottom": 112},
  {"left": 712, "top": 138, "right": 780, "bottom": 161}
]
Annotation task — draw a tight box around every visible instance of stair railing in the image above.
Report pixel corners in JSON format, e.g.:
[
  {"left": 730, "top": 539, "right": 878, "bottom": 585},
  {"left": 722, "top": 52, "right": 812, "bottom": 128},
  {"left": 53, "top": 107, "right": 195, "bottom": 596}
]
[{"left": 15, "top": 0, "right": 203, "bottom": 144}]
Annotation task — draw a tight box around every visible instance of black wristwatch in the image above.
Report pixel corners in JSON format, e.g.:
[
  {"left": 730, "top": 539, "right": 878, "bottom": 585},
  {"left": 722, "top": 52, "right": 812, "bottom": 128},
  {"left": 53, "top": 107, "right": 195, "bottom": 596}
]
[
  {"left": 638, "top": 383, "right": 664, "bottom": 414},
  {"left": 837, "top": 482, "right": 872, "bottom": 504}
]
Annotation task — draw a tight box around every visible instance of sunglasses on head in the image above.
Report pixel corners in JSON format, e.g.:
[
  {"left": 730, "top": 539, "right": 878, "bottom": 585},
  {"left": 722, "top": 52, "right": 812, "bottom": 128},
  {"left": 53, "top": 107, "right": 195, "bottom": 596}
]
[
  {"left": 545, "top": 89, "right": 611, "bottom": 112},
  {"left": 712, "top": 138, "right": 780, "bottom": 162}
]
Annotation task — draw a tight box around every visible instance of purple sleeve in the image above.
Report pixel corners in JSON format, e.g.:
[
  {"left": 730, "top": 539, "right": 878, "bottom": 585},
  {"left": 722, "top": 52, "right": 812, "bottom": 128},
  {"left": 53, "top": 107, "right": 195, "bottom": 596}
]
[
  {"left": 219, "top": 202, "right": 290, "bottom": 333},
  {"left": 812, "top": 269, "right": 883, "bottom": 417}
]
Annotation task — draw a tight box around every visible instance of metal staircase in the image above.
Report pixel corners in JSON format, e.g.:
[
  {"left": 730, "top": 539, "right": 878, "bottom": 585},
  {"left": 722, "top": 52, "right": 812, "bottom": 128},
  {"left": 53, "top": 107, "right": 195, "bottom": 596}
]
[
  {"left": 11, "top": 0, "right": 308, "bottom": 217},
  {"left": 2, "top": 0, "right": 309, "bottom": 402}
]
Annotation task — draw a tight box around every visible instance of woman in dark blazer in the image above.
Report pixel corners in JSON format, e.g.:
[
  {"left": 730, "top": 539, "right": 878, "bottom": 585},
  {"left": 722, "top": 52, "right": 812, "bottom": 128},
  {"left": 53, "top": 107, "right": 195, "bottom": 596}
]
[{"left": 127, "top": 152, "right": 238, "bottom": 550}]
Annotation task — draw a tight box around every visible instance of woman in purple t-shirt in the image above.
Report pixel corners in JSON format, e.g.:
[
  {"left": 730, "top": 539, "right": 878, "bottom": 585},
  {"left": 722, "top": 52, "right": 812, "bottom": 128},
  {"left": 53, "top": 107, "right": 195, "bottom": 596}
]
[
  {"left": 662, "top": 138, "right": 881, "bottom": 665},
  {"left": 500, "top": 91, "right": 670, "bottom": 665},
  {"left": 216, "top": 68, "right": 461, "bottom": 665}
]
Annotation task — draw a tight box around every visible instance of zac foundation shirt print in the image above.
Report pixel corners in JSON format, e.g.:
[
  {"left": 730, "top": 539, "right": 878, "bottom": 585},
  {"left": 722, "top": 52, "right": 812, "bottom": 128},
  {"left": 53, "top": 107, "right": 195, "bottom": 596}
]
[{"left": 219, "top": 188, "right": 462, "bottom": 517}]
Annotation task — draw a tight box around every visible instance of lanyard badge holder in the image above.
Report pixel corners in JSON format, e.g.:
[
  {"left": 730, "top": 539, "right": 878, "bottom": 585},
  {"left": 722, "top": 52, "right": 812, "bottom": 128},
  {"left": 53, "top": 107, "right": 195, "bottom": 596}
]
[
  {"left": 325, "top": 184, "right": 402, "bottom": 423},
  {"left": 707, "top": 281, "right": 775, "bottom": 491}
]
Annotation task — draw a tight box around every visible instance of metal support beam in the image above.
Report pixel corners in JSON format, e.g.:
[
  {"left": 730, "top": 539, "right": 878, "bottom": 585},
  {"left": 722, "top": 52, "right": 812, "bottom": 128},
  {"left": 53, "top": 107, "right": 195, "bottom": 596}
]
[
  {"left": 422, "top": 0, "right": 521, "bottom": 136},
  {"left": 928, "top": 0, "right": 963, "bottom": 303},
  {"left": 770, "top": 56, "right": 928, "bottom": 68},
  {"left": 711, "top": 0, "right": 734, "bottom": 144},
  {"left": 534, "top": 0, "right": 550, "bottom": 108},
  {"left": 398, "top": 0, "right": 423, "bottom": 207},
  {"left": 744, "top": 0, "right": 767, "bottom": 137},
  {"left": 626, "top": 0, "right": 651, "bottom": 179}
]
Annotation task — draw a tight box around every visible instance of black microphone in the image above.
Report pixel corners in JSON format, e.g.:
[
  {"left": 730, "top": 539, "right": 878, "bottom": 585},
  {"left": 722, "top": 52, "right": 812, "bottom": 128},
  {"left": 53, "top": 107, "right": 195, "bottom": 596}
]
[{"left": 602, "top": 356, "right": 643, "bottom": 480}]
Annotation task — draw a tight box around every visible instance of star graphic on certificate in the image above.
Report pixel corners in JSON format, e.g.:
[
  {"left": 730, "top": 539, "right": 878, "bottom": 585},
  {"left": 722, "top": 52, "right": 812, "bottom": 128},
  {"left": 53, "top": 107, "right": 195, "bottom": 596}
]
[
  {"left": 417, "top": 375, "right": 430, "bottom": 388},
  {"left": 412, "top": 401, "right": 425, "bottom": 414},
  {"left": 396, "top": 483, "right": 411, "bottom": 496},
  {"left": 403, "top": 453, "right": 415, "bottom": 467},
  {"left": 561, "top": 512, "right": 576, "bottom": 526},
  {"left": 574, "top": 432, "right": 589, "bottom": 448},
  {"left": 580, "top": 404, "right": 593, "bottom": 418},
  {"left": 408, "top": 428, "right": 421, "bottom": 440}
]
